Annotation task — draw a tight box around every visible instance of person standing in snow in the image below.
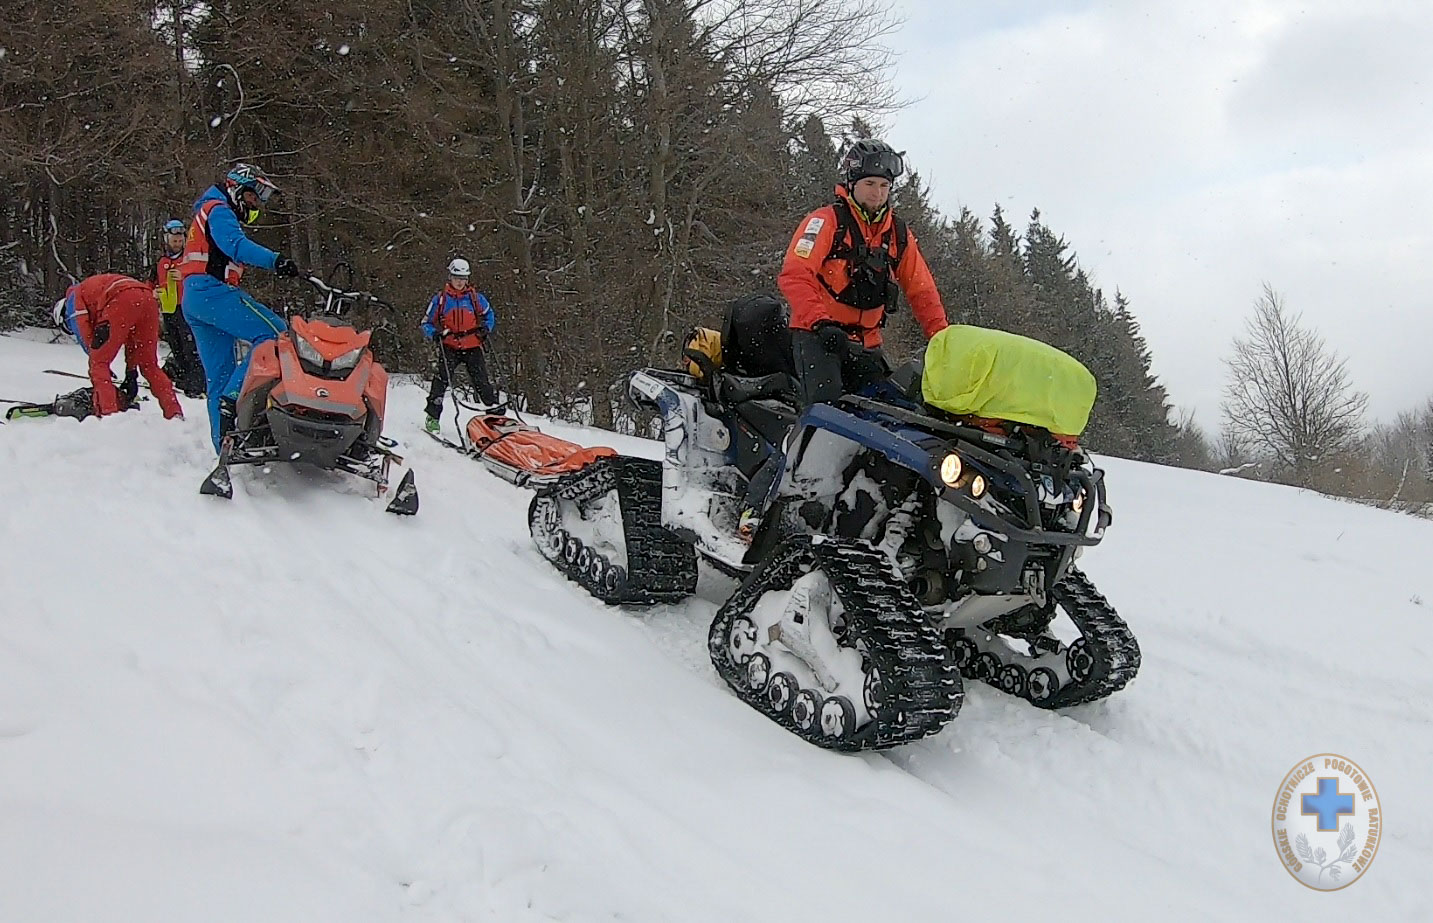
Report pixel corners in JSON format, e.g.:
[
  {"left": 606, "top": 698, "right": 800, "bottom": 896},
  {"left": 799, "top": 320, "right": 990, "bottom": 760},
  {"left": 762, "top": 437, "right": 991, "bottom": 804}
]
[
  {"left": 179, "top": 163, "right": 299, "bottom": 451},
  {"left": 421, "top": 257, "right": 503, "bottom": 433},
  {"left": 739, "top": 138, "right": 951, "bottom": 538},
  {"left": 53, "top": 273, "right": 184, "bottom": 420},
  {"left": 153, "top": 218, "right": 205, "bottom": 397}
]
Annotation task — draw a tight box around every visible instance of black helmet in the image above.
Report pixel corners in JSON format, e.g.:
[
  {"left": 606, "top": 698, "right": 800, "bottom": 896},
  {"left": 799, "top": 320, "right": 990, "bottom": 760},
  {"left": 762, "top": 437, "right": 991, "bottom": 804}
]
[{"left": 839, "top": 138, "right": 905, "bottom": 188}]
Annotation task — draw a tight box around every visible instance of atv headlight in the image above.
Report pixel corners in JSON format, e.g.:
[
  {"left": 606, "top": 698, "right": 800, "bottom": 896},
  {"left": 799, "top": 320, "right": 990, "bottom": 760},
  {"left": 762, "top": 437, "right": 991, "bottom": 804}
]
[
  {"left": 1071, "top": 489, "right": 1085, "bottom": 513},
  {"left": 330, "top": 346, "right": 364, "bottom": 371},
  {"left": 294, "top": 334, "right": 323, "bottom": 366},
  {"left": 970, "top": 474, "right": 987, "bottom": 498},
  {"left": 939, "top": 453, "right": 964, "bottom": 487}
]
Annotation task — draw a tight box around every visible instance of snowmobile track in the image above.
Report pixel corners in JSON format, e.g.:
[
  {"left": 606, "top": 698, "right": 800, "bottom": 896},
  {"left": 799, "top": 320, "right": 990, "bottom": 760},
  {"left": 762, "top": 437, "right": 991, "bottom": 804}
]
[{"left": 708, "top": 535, "right": 963, "bottom": 752}]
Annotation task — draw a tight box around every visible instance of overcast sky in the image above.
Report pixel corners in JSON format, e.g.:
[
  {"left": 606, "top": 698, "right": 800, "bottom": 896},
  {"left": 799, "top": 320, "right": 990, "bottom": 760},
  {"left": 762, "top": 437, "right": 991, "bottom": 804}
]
[{"left": 883, "top": 0, "right": 1433, "bottom": 429}]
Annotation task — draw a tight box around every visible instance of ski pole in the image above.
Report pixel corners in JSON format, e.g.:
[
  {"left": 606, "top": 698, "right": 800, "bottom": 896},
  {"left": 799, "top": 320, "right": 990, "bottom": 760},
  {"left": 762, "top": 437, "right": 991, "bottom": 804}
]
[{"left": 437, "top": 340, "right": 467, "bottom": 449}]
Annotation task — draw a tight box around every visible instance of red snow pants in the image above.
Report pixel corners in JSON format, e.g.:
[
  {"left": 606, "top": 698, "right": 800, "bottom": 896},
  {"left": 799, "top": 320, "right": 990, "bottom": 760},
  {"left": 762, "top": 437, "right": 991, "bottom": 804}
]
[{"left": 81, "top": 282, "right": 183, "bottom": 419}]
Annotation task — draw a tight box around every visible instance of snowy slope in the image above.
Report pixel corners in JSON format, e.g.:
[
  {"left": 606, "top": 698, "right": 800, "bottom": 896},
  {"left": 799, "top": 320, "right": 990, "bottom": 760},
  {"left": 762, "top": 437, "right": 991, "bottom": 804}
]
[{"left": 0, "top": 330, "right": 1428, "bottom": 922}]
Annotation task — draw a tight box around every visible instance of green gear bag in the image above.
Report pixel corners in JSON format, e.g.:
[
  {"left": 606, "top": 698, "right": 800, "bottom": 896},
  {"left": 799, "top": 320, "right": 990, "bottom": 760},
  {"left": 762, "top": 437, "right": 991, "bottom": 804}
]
[{"left": 920, "top": 325, "right": 1097, "bottom": 436}]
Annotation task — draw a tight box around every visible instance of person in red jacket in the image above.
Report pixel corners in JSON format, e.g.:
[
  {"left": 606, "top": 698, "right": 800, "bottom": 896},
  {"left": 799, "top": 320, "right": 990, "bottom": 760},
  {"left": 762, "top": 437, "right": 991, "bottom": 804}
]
[
  {"left": 777, "top": 137, "right": 949, "bottom": 406},
  {"left": 55, "top": 273, "right": 184, "bottom": 420},
  {"left": 154, "top": 218, "right": 205, "bottom": 397}
]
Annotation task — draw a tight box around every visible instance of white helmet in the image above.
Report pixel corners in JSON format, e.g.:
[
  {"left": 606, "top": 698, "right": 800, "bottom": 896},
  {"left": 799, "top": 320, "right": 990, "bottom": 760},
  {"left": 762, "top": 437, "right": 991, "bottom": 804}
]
[
  {"left": 52, "top": 297, "right": 68, "bottom": 329},
  {"left": 447, "top": 257, "right": 471, "bottom": 278}
]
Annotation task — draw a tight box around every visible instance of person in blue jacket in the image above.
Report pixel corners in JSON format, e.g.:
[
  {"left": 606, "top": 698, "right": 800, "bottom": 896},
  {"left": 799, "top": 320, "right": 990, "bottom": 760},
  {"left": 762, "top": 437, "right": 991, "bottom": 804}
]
[
  {"left": 179, "top": 163, "right": 299, "bottom": 450},
  {"left": 422, "top": 257, "right": 503, "bottom": 432}
]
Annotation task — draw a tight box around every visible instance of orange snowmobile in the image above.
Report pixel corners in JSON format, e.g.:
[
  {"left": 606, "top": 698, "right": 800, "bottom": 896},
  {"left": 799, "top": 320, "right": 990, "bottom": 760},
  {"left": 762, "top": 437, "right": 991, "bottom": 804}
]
[{"left": 199, "top": 273, "right": 418, "bottom": 515}]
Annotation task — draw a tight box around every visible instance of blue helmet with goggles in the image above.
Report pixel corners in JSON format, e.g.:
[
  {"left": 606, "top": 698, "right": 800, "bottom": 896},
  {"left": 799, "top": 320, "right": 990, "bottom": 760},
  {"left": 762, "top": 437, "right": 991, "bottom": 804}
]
[{"left": 223, "top": 163, "right": 280, "bottom": 224}]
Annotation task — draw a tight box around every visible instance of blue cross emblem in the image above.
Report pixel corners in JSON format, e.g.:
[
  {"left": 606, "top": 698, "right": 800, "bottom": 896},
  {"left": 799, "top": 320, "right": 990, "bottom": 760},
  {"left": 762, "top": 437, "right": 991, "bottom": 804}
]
[{"left": 1302, "top": 777, "right": 1355, "bottom": 831}]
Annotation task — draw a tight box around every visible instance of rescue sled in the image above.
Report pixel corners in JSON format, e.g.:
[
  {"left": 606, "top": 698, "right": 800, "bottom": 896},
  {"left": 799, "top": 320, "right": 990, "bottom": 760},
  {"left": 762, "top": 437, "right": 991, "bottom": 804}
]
[{"left": 450, "top": 413, "right": 616, "bottom": 489}]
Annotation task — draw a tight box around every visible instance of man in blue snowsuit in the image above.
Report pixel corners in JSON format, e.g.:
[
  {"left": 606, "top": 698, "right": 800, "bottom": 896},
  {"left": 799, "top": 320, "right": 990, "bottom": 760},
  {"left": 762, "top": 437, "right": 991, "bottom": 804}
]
[{"left": 179, "top": 163, "right": 299, "bottom": 451}]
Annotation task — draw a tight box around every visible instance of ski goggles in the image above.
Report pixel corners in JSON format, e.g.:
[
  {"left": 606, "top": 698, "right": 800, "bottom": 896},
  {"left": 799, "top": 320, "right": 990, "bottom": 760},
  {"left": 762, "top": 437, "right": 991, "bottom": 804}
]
[
  {"left": 163, "top": 220, "right": 185, "bottom": 234},
  {"left": 852, "top": 150, "right": 906, "bottom": 182}
]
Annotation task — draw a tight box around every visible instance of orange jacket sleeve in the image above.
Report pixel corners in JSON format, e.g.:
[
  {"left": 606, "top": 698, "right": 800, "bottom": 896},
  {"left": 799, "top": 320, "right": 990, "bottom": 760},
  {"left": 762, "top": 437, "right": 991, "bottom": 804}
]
[
  {"left": 896, "top": 229, "right": 949, "bottom": 339},
  {"left": 777, "top": 206, "right": 839, "bottom": 332}
]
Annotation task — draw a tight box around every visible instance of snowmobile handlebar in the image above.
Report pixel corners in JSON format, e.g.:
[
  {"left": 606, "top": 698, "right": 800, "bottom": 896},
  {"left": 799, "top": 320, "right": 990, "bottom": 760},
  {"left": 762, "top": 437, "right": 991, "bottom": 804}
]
[{"left": 298, "top": 274, "right": 395, "bottom": 314}]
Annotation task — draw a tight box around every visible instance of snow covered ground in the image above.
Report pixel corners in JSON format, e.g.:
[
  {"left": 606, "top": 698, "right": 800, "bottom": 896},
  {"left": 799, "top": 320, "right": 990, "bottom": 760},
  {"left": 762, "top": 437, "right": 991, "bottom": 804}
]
[{"left": 1, "top": 330, "right": 1428, "bottom": 921}]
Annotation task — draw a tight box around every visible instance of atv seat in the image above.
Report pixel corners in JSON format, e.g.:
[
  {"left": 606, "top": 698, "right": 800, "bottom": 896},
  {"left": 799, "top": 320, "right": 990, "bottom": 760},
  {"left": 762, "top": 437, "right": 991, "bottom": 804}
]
[
  {"left": 719, "top": 371, "right": 794, "bottom": 406},
  {"left": 887, "top": 358, "right": 924, "bottom": 403}
]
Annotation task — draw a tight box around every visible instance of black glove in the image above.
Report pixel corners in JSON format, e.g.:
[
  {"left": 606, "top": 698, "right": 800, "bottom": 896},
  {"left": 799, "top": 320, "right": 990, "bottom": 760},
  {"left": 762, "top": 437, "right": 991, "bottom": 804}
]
[
  {"left": 119, "top": 368, "right": 139, "bottom": 406},
  {"left": 90, "top": 321, "right": 111, "bottom": 351},
  {"left": 274, "top": 255, "right": 299, "bottom": 278},
  {"left": 815, "top": 322, "right": 848, "bottom": 354}
]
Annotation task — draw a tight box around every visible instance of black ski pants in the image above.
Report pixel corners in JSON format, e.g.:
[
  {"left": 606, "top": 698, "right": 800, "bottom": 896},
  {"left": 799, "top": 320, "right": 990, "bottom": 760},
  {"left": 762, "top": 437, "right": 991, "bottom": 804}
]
[
  {"left": 161, "top": 306, "right": 205, "bottom": 395},
  {"left": 742, "top": 326, "right": 890, "bottom": 514},
  {"left": 791, "top": 326, "right": 890, "bottom": 407},
  {"left": 426, "top": 342, "right": 498, "bottom": 417}
]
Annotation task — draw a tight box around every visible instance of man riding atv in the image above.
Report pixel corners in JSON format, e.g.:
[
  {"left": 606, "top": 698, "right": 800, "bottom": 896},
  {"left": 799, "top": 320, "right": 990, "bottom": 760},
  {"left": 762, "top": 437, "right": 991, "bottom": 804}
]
[{"left": 739, "top": 138, "right": 951, "bottom": 537}]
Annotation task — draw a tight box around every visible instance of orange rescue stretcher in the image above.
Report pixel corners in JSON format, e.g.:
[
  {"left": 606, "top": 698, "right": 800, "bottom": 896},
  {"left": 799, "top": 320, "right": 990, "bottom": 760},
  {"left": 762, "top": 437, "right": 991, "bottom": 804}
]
[{"left": 463, "top": 414, "right": 616, "bottom": 488}]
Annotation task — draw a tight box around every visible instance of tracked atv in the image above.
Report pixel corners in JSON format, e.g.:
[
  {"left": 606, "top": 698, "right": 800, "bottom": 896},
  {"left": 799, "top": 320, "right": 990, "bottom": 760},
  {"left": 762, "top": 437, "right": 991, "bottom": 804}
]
[
  {"left": 529, "top": 298, "right": 1138, "bottom": 751},
  {"left": 199, "top": 273, "right": 418, "bottom": 515}
]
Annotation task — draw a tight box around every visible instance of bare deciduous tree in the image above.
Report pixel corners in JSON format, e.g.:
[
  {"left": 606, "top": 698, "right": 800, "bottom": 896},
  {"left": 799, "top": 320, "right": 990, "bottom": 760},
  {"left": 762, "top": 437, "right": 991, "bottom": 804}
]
[{"left": 1221, "top": 285, "right": 1367, "bottom": 487}]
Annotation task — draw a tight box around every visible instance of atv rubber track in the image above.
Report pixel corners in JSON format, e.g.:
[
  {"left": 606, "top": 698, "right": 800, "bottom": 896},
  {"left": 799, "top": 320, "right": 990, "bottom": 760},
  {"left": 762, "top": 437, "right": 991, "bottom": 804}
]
[
  {"left": 708, "top": 535, "right": 963, "bottom": 752},
  {"left": 952, "top": 566, "right": 1140, "bottom": 709},
  {"left": 529, "top": 455, "right": 697, "bottom": 606}
]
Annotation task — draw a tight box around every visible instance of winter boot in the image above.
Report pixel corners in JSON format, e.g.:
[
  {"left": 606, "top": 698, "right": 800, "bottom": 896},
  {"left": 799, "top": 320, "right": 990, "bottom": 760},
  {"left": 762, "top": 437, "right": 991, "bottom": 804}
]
[
  {"left": 424, "top": 415, "right": 441, "bottom": 434},
  {"left": 218, "top": 395, "right": 237, "bottom": 441}
]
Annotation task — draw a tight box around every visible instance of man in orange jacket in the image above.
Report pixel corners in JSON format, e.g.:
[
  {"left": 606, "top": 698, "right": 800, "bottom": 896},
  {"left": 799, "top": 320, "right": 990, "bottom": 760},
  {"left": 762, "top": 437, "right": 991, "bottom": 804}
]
[
  {"left": 738, "top": 139, "right": 951, "bottom": 539},
  {"left": 55, "top": 273, "right": 184, "bottom": 419},
  {"left": 777, "top": 137, "right": 949, "bottom": 406}
]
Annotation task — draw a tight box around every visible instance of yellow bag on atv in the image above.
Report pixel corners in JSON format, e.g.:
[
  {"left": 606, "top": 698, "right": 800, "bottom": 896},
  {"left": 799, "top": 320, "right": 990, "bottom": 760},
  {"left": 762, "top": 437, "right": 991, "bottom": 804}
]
[{"left": 921, "top": 325, "right": 1097, "bottom": 436}]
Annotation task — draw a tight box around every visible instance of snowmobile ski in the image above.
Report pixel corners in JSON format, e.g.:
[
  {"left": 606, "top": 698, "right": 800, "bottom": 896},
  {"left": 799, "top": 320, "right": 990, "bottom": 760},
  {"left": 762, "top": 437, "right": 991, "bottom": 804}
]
[
  {"left": 199, "top": 461, "right": 234, "bottom": 499},
  {"left": 385, "top": 469, "right": 419, "bottom": 515}
]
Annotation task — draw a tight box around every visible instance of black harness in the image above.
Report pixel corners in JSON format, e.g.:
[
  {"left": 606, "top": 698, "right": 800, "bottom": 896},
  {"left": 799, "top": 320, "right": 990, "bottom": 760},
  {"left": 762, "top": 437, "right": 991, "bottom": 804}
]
[{"left": 817, "top": 198, "right": 909, "bottom": 327}]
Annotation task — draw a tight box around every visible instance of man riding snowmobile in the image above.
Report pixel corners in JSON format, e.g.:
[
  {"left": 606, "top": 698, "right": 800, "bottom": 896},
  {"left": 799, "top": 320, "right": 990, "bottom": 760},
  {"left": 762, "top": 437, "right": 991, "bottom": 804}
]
[{"left": 180, "top": 163, "right": 300, "bottom": 451}]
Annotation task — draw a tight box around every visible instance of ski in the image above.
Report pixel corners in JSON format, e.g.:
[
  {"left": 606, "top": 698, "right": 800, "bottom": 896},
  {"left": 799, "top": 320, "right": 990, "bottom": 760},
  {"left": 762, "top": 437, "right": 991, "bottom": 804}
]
[
  {"left": 425, "top": 430, "right": 470, "bottom": 453},
  {"left": 44, "top": 369, "right": 153, "bottom": 392}
]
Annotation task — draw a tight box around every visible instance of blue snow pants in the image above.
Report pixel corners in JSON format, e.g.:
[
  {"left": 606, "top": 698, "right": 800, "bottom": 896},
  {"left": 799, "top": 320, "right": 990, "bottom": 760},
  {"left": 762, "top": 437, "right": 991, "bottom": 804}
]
[{"left": 182, "top": 275, "right": 286, "bottom": 452}]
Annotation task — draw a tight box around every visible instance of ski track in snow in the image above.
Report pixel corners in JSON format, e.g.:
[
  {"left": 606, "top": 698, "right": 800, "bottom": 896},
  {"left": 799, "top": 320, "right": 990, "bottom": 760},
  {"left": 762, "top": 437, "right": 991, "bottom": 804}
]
[{"left": 1, "top": 330, "right": 1429, "bottom": 922}]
